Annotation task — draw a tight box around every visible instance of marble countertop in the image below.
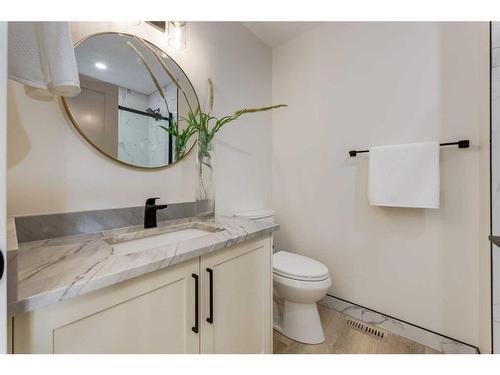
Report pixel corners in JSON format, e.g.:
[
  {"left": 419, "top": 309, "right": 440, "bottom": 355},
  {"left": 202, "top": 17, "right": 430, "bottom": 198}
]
[{"left": 7, "top": 216, "right": 279, "bottom": 316}]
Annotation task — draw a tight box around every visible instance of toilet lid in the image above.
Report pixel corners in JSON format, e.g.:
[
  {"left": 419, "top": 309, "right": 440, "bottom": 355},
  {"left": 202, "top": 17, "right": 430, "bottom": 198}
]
[{"left": 273, "top": 251, "right": 330, "bottom": 281}]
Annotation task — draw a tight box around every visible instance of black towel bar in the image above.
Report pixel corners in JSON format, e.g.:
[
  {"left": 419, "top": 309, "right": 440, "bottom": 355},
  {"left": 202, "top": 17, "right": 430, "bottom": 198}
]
[{"left": 348, "top": 140, "right": 469, "bottom": 157}]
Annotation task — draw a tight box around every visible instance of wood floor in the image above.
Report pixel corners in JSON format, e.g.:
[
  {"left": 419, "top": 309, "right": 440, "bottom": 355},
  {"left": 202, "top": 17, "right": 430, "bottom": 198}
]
[{"left": 273, "top": 305, "right": 440, "bottom": 354}]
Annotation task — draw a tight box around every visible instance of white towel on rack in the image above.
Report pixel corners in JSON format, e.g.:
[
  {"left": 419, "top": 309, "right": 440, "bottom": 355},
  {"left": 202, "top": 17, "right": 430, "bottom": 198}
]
[
  {"left": 8, "top": 22, "right": 80, "bottom": 101},
  {"left": 368, "top": 141, "right": 440, "bottom": 209}
]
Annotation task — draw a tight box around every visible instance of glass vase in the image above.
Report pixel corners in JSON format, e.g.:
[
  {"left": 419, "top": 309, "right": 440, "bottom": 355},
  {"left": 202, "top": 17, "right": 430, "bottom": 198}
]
[{"left": 195, "top": 132, "right": 215, "bottom": 218}]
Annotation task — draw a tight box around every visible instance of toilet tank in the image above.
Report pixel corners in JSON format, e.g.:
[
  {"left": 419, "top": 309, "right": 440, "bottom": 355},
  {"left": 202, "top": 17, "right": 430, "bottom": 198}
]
[{"left": 234, "top": 209, "right": 276, "bottom": 223}]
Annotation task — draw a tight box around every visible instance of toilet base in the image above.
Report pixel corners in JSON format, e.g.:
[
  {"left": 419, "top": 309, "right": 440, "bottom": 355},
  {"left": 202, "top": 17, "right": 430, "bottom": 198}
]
[{"left": 274, "top": 300, "right": 325, "bottom": 344}]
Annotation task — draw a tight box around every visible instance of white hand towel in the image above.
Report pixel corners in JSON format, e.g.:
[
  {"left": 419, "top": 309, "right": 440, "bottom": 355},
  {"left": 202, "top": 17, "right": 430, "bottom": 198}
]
[
  {"left": 368, "top": 141, "right": 440, "bottom": 209},
  {"left": 8, "top": 22, "right": 80, "bottom": 101}
]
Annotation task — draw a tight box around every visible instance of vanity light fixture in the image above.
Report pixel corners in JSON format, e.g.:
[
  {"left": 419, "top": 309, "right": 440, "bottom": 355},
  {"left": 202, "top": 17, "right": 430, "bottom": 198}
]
[
  {"left": 94, "top": 62, "right": 107, "bottom": 70},
  {"left": 168, "top": 21, "right": 187, "bottom": 50}
]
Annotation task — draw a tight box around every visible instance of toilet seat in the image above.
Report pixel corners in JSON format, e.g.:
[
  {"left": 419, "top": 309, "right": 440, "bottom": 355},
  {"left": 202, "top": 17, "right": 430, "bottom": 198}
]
[{"left": 273, "top": 251, "right": 330, "bottom": 282}]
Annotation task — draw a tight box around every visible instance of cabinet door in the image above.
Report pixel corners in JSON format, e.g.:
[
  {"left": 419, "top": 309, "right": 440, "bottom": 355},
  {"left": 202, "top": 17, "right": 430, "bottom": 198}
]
[
  {"left": 200, "top": 236, "right": 272, "bottom": 354},
  {"left": 14, "top": 257, "right": 200, "bottom": 354}
]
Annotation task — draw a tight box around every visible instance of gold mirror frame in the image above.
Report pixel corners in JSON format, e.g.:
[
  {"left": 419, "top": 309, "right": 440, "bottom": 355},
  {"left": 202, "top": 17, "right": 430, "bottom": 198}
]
[{"left": 60, "top": 32, "right": 200, "bottom": 170}]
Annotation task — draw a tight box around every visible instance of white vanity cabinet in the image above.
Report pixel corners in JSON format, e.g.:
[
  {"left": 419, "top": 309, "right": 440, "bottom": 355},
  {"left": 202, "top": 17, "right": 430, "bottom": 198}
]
[
  {"left": 13, "top": 257, "right": 200, "bottom": 354},
  {"left": 11, "top": 235, "right": 272, "bottom": 354}
]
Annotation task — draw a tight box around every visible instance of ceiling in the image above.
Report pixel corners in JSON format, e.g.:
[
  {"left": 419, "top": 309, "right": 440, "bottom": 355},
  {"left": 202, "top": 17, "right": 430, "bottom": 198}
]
[
  {"left": 76, "top": 33, "right": 181, "bottom": 95},
  {"left": 242, "top": 22, "right": 321, "bottom": 48}
]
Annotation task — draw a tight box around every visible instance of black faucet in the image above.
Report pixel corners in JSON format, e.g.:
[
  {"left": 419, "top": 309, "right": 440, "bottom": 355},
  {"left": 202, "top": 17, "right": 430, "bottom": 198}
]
[{"left": 144, "top": 197, "right": 168, "bottom": 228}]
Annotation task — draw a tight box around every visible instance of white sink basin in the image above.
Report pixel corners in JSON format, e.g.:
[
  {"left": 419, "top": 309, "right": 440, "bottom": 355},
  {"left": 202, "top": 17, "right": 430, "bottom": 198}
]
[{"left": 108, "top": 228, "right": 213, "bottom": 255}]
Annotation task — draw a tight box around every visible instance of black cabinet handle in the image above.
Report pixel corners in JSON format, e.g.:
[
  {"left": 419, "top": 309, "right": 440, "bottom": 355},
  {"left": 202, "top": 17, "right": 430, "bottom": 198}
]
[
  {"left": 206, "top": 268, "right": 214, "bottom": 324},
  {"left": 192, "top": 273, "right": 199, "bottom": 334},
  {"left": 0, "top": 251, "right": 4, "bottom": 281}
]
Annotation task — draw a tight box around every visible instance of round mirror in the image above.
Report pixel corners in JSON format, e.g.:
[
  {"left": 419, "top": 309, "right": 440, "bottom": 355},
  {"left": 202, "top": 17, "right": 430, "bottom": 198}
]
[{"left": 62, "top": 32, "right": 199, "bottom": 169}]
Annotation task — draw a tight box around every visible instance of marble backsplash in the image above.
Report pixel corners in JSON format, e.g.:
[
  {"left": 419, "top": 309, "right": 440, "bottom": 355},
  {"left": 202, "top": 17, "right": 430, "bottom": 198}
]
[{"left": 14, "top": 202, "right": 196, "bottom": 243}]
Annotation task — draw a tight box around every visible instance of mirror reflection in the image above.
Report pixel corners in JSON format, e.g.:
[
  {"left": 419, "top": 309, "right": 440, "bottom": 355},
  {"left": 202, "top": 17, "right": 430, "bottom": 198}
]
[{"left": 62, "top": 32, "right": 199, "bottom": 168}]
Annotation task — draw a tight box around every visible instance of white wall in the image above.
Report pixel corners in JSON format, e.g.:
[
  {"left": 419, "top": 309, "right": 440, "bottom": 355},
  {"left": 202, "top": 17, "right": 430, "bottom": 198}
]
[
  {"left": 272, "top": 22, "right": 490, "bottom": 349},
  {"left": 7, "top": 22, "right": 272, "bottom": 216}
]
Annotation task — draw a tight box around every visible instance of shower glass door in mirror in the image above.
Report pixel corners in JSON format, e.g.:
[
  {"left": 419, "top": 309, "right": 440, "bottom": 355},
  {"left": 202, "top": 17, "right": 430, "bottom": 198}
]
[{"left": 62, "top": 32, "right": 199, "bottom": 169}]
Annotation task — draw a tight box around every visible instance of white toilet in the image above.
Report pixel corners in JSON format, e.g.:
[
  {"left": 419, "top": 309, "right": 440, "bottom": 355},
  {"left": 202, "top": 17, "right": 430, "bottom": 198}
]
[{"left": 234, "top": 209, "right": 332, "bottom": 345}]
